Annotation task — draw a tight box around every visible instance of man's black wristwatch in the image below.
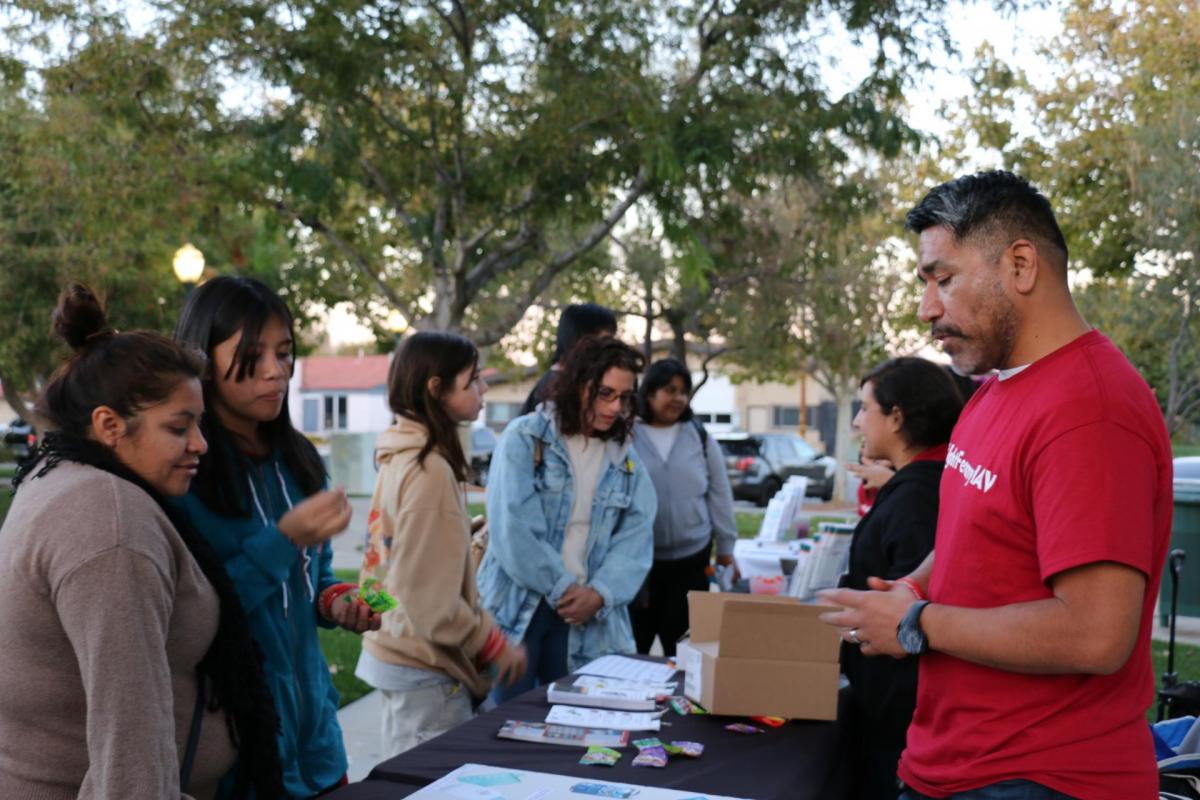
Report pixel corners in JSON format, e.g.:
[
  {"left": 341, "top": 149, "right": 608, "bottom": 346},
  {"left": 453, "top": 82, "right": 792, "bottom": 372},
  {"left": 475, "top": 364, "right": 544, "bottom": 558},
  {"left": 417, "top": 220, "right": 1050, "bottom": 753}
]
[{"left": 897, "top": 600, "right": 931, "bottom": 656}]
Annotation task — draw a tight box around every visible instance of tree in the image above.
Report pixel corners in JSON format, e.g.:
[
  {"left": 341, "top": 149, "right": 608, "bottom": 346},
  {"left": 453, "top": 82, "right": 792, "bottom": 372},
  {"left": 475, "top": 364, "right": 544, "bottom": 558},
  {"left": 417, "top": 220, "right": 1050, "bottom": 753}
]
[
  {"left": 150, "top": 0, "right": 945, "bottom": 346},
  {"left": 0, "top": 16, "right": 284, "bottom": 414},
  {"left": 950, "top": 0, "right": 1200, "bottom": 433}
]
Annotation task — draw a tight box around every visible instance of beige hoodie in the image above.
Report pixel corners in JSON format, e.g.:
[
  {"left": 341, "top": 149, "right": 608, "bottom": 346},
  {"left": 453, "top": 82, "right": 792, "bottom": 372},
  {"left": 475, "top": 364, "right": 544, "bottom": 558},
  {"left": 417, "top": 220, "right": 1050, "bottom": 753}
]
[{"left": 359, "top": 417, "right": 497, "bottom": 698}]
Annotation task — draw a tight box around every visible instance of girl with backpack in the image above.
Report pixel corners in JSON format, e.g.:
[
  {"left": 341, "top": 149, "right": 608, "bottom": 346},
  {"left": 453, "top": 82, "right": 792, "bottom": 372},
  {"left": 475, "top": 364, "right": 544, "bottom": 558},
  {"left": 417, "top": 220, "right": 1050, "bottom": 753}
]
[
  {"left": 477, "top": 335, "right": 656, "bottom": 704},
  {"left": 629, "top": 358, "right": 738, "bottom": 656}
]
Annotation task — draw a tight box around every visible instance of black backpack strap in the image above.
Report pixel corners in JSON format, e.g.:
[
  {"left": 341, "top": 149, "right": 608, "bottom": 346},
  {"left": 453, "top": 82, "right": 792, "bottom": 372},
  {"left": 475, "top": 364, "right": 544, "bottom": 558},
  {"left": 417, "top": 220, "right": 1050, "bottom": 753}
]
[{"left": 692, "top": 418, "right": 709, "bottom": 459}]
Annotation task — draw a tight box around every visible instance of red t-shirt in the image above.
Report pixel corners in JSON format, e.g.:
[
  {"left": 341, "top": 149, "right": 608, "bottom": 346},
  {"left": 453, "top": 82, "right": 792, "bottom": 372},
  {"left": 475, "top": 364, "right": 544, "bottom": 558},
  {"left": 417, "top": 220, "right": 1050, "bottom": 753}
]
[{"left": 899, "top": 331, "right": 1172, "bottom": 800}]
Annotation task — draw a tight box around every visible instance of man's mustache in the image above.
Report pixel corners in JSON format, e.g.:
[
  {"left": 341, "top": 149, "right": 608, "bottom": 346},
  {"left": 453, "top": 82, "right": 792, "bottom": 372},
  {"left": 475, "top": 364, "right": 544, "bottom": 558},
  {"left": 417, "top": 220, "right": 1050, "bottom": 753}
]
[{"left": 931, "top": 324, "right": 967, "bottom": 340}]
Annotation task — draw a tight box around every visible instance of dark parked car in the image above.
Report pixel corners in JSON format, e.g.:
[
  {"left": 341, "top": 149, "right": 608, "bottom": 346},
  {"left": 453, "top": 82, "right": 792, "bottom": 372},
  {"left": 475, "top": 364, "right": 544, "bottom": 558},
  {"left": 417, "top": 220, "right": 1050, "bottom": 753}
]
[
  {"left": 717, "top": 432, "right": 836, "bottom": 506},
  {"left": 2, "top": 420, "right": 35, "bottom": 461},
  {"left": 469, "top": 425, "right": 498, "bottom": 487}
]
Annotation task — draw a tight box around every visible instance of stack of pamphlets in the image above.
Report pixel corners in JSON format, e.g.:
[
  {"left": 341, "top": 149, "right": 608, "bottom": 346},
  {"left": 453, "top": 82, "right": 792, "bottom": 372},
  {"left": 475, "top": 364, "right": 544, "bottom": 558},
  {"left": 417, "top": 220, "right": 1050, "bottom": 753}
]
[
  {"left": 787, "top": 521, "right": 855, "bottom": 599},
  {"left": 547, "top": 674, "right": 670, "bottom": 711},
  {"left": 544, "top": 705, "right": 664, "bottom": 732},
  {"left": 496, "top": 720, "right": 630, "bottom": 748}
]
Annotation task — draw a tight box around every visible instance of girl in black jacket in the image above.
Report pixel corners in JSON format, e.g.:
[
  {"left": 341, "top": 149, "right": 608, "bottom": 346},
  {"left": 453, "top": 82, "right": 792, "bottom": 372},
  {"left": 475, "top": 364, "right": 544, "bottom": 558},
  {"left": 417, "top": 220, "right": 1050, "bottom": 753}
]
[{"left": 842, "top": 357, "right": 966, "bottom": 800}]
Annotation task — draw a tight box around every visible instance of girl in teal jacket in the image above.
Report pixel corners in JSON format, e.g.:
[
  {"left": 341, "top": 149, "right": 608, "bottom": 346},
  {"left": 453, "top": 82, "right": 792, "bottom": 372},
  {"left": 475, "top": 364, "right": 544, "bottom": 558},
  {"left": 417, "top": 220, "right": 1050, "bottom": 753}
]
[{"left": 174, "top": 276, "right": 381, "bottom": 798}]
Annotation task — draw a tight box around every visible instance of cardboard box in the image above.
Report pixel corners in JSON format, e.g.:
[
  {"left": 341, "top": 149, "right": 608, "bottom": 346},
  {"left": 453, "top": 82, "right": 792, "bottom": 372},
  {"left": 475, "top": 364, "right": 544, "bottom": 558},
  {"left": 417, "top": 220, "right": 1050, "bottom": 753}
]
[{"left": 676, "top": 591, "right": 841, "bottom": 720}]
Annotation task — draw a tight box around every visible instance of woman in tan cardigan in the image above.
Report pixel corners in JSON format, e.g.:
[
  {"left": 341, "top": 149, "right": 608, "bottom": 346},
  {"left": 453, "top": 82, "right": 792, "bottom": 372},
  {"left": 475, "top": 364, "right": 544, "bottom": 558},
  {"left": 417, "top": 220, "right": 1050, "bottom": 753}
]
[
  {"left": 0, "top": 285, "right": 281, "bottom": 799},
  {"left": 355, "top": 332, "right": 526, "bottom": 757}
]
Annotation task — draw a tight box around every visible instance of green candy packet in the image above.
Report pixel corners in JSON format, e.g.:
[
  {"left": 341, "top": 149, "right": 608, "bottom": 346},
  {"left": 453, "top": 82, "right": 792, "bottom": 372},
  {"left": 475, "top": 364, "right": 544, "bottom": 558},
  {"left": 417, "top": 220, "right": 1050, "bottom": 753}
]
[{"left": 348, "top": 578, "right": 398, "bottom": 613}]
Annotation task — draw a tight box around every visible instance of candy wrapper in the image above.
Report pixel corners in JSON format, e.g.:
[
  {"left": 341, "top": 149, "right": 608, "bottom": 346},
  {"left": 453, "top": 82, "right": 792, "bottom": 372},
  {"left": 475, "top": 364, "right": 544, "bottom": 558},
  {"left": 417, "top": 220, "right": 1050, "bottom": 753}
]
[
  {"left": 632, "top": 746, "right": 668, "bottom": 768},
  {"left": 751, "top": 715, "right": 786, "bottom": 728},
  {"left": 579, "top": 746, "right": 622, "bottom": 767},
  {"left": 354, "top": 578, "right": 398, "bottom": 613},
  {"left": 632, "top": 737, "right": 664, "bottom": 751},
  {"left": 670, "top": 741, "right": 705, "bottom": 758},
  {"left": 723, "top": 723, "right": 762, "bottom": 734},
  {"left": 669, "top": 697, "right": 693, "bottom": 716}
]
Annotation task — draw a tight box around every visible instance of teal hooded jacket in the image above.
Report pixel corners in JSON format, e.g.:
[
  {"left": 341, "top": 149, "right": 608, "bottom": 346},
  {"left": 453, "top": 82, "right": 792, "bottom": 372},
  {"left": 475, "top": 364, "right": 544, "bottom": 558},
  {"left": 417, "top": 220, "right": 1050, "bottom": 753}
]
[{"left": 173, "top": 452, "right": 347, "bottom": 798}]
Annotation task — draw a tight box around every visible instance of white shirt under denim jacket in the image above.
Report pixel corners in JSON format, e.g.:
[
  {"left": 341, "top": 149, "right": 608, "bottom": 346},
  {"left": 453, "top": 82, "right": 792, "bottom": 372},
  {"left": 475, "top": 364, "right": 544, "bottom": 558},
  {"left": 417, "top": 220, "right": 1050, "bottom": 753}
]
[
  {"left": 631, "top": 419, "right": 738, "bottom": 562},
  {"left": 475, "top": 408, "right": 657, "bottom": 672}
]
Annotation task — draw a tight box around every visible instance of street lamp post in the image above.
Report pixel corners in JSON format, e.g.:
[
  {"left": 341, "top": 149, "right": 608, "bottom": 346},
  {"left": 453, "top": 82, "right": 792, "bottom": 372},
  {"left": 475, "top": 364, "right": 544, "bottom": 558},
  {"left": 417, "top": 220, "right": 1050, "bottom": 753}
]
[{"left": 173, "top": 243, "right": 205, "bottom": 295}]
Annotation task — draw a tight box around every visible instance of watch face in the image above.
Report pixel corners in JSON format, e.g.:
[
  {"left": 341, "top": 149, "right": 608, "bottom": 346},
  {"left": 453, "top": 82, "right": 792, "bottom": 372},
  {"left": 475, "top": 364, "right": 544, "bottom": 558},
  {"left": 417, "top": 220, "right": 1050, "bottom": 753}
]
[
  {"left": 898, "top": 622, "right": 926, "bottom": 655},
  {"left": 898, "top": 601, "right": 929, "bottom": 655}
]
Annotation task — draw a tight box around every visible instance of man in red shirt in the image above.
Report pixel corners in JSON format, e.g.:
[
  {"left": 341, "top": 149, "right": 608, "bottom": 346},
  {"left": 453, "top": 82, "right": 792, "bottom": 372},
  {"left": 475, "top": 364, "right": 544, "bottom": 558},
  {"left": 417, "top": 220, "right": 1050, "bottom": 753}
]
[{"left": 820, "top": 171, "right": 1172, "bottom": 800}]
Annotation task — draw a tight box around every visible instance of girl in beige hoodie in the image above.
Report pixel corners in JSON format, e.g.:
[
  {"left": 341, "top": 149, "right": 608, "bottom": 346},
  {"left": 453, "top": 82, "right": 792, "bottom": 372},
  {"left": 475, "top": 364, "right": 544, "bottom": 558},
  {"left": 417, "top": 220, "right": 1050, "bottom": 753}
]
[{"left": 355, "top": 332, "right": 526, "bottom": 757}]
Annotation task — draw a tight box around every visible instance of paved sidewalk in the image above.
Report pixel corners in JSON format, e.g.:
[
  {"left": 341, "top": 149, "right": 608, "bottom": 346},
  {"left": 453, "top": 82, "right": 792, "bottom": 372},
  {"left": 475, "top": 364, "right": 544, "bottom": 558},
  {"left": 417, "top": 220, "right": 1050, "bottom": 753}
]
[{"left": 337, "top": 690, "right": 386, "bottom": 782}]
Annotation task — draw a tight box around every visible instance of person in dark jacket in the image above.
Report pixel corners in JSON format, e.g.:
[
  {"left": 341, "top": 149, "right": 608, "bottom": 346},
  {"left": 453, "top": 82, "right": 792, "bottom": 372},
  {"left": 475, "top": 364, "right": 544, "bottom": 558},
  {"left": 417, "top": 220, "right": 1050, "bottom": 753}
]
[
  {"left": 519, "top": 303, "right": 617, "bottom": 416},
  {"left": 842, "top": 357, "right": 965, "bottom": 800}
]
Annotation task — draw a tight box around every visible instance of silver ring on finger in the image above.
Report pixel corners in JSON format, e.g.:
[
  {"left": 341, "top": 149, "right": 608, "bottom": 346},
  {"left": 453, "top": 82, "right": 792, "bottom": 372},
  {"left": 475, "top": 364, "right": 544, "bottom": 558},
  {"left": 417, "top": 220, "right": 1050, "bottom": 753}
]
[{"left": 848, "top": 628, "right": 860, "bottom": 645}]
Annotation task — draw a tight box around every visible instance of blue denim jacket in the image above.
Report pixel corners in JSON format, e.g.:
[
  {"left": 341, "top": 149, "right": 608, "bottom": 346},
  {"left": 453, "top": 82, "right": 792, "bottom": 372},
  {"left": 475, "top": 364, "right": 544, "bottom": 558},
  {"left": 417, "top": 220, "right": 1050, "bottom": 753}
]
[{"left": 476, "top": 410, "right": 656, "bottom": 671}]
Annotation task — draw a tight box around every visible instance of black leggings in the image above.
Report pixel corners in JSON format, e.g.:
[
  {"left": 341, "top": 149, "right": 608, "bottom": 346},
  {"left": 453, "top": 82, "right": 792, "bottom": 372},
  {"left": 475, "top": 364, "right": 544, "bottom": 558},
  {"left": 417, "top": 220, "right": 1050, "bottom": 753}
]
[{"left": 630, "top": 544, "right": 712, "bottom": 657}]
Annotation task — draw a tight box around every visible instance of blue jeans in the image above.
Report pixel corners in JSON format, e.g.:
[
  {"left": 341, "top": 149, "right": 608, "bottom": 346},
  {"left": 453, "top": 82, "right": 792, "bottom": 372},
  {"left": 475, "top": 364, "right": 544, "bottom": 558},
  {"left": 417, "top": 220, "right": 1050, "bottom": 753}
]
[
  {"left": 490, "top": 600, "right": 569, "bottom": 705},
  {"left": 901, "top": 780, "right": 1077, "bottom": 800}
]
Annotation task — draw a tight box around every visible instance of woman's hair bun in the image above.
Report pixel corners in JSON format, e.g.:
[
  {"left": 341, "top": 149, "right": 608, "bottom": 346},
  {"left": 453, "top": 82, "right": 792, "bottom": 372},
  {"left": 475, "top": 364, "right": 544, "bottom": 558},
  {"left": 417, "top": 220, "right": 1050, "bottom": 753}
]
[{"left": 52, "top": 283, "right": 112, "bottom": 351}]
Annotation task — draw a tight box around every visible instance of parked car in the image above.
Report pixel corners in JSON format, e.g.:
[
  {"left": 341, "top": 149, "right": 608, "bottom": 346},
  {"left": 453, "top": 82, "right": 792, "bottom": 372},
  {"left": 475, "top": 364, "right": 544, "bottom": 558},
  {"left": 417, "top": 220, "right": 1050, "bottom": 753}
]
[
  {"left": 2, "top": 420, "right": 35, "bottom": 461},
  {"left": 469, "top": 425, "right": 498, "bottom": 487},
  {"left": 1175, "top": 456, "right": 1200, "bottom": 490},
  {"left": 716, "top": 432, "right": 836, "bottom": 506}
]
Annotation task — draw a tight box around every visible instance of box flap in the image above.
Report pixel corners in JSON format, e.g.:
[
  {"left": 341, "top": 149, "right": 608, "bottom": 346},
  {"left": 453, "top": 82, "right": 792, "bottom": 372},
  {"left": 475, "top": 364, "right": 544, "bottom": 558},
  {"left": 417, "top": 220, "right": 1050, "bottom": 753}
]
[
  {"left": 687, "top": 592, "right": 841, "bottom": 662},
  {"left": 685, "top": 591, "right": 730, "bottom": 641},
  {"left": 719, "top": 599, "right": 841, "bottom": 662}
]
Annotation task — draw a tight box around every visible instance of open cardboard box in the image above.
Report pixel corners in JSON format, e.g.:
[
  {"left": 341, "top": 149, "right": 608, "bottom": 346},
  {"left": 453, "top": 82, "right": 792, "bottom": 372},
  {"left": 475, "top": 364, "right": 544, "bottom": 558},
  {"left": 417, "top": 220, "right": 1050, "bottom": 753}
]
[{"left": 675, "top": 591, "right": 841, "bottom": 720}]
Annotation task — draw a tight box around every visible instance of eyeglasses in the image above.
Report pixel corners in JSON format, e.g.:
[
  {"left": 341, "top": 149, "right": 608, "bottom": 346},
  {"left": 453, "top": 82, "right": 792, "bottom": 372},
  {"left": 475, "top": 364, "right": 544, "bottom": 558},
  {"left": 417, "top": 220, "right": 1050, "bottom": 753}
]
[{"left": 595, "top": 387, "right": 635, "bottom": 406}]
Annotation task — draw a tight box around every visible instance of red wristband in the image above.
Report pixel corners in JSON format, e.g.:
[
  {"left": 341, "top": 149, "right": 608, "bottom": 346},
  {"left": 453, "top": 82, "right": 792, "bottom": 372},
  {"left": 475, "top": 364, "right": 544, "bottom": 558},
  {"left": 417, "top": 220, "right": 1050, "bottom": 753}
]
[
  {"left": 318, "top": 582, "right": 356, "bottom": 620},
  {"left": 896, "top": 577, "right": 927, "bottom": 601},
  {"left": 477, "top": 627, "right": 507, "bottom": 666}
]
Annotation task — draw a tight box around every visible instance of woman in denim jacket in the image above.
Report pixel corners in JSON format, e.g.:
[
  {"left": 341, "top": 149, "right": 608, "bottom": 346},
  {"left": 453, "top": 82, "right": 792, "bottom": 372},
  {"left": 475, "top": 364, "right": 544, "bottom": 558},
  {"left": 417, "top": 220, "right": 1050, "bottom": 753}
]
[{"left": 477, "top": 336, "right": 657, "bottom": 703}]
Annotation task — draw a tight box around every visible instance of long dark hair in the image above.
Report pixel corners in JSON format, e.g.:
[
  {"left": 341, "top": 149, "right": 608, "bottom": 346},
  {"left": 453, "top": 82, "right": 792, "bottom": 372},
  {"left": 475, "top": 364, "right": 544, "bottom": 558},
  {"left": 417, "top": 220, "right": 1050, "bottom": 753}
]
[
  {"left": 174, "top": 276, "right": 325, "bottom": 516},
  {"left": 552, "top": 335, "right": 645, "bottom": 443},
  {"left": 637, "top": 358, "right": 694, "bottom": 424},
  {"left": 18, "top": 284, "right": 283, "bottom": 797},
  {"left": 387, "top": 331, "right": 479, "bottom": 482},
  {"left": 861, "top": 357, "right": 965, "bottom": 450}
]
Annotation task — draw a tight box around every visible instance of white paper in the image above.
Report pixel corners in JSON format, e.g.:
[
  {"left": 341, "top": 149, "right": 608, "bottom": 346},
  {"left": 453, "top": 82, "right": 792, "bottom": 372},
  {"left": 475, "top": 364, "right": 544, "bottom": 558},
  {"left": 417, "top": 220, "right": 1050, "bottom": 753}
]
[
  {"left": 545, "top": 705, "right": 663, "bottom": 731},
  {"left": 408, "top": 764, "right": 753, "bottom": 800},
  {"left": 574, "top": 654, "right": 677, "bottom": 684},
  {"left": 572, "top": 674, "right": 673, "bottom": 695}
]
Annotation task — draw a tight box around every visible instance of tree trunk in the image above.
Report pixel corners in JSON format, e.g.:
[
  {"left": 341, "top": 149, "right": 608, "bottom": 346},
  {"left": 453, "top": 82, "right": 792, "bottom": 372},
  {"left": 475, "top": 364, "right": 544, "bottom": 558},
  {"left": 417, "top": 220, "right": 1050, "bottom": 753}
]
[
  {"left": 670, "top": 319, "right": 687, "bottom": 364},
  {"left": 832, "top": 380, "right": 857, "bottom": 502}
]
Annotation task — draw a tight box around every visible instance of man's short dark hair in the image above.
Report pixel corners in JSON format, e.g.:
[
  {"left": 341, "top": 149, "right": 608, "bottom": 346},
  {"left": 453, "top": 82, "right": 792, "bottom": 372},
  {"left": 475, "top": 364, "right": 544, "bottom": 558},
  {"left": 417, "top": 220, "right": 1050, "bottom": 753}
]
[
  {"left": 554, "top": 303, "right": 618, "bottom": 363},
  {"left": 905, "top": 170, "right": 1069, "bottom": 275}
]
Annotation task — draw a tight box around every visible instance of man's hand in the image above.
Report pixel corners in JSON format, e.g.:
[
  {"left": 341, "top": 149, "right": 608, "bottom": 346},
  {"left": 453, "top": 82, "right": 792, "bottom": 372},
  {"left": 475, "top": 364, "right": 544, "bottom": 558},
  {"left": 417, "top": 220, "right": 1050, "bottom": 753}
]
[
  {"left": 817, "top": 579, "right": 918, "bottom": 658},
  {"left": 328, "top": 590, "right": 384, "bottom": 634},
  {"left": 556, "top": 586, "right": 604, "bottom": 626}
]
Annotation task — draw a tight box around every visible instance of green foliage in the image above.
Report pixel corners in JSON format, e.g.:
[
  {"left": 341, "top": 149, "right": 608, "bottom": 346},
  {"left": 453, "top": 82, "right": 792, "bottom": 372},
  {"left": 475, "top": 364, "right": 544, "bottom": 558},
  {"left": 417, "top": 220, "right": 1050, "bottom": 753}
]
[{"left": 949, "top": 0, "right": 1200, "bottom": 435}]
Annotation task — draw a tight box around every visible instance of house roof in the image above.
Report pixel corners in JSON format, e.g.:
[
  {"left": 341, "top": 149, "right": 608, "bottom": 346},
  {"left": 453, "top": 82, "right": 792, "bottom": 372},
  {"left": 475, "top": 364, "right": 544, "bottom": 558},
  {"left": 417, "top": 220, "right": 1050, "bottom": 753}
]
[{"left": 300, "top": 354, "right": 391, "bottom": 391}]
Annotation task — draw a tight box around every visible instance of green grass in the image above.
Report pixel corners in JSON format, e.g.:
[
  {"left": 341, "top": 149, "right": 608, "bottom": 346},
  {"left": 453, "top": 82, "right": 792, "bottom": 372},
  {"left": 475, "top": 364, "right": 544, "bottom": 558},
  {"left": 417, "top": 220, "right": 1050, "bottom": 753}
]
[
  {"left": 0, "top": 487, "right": 11, "bottom": 526},
  {"left": 1150, "top": 639, "right": 1200, "bottom": 721},
  {"left": 1174, "top": 444, "right": 1200, "bottom": 458}
]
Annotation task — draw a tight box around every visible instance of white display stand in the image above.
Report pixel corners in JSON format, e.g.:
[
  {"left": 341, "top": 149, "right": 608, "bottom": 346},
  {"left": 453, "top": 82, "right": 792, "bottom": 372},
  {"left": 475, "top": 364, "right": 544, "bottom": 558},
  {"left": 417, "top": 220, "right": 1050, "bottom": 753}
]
[{"left": 408, "top": 763, "right": 751, "bottom": 800}]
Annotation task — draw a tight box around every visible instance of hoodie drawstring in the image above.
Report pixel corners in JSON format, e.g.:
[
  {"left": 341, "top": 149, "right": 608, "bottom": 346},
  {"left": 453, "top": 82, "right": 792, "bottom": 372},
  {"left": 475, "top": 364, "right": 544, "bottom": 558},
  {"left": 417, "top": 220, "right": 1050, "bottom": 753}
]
[{"left": 247, "top": 463, "right": 311, "bottom": 618}]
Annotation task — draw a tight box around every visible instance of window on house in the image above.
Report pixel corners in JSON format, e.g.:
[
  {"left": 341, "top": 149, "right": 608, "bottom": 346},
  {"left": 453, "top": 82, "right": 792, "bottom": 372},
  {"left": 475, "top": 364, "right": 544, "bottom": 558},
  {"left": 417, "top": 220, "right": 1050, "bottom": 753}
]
[
  {"left": 323, "top": 395, "right": 348, "bottom": 430},
  {"left": 693, "top": 413, "right": 713, "bottom": 423},
  {"left": 772, "top": 405, "right": 801, "bottom": 427},
  {"left": 715, "top": 413, "right": 732, "bottom": 424}
]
